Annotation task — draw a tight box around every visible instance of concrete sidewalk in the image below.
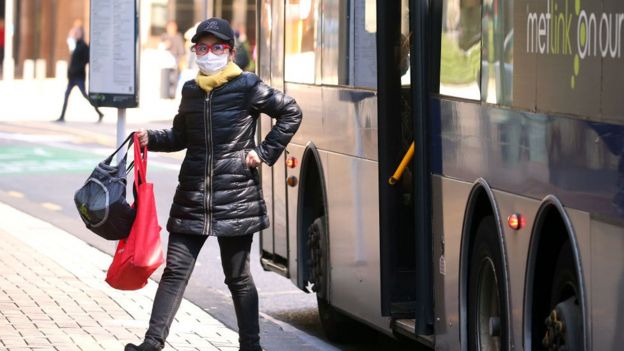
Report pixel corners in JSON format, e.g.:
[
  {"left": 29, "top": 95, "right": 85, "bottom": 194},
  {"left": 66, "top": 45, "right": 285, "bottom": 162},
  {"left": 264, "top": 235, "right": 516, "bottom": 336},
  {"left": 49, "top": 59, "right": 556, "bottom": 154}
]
[{"left": 0, "top": 202, "right": 240, "bottom": 351}]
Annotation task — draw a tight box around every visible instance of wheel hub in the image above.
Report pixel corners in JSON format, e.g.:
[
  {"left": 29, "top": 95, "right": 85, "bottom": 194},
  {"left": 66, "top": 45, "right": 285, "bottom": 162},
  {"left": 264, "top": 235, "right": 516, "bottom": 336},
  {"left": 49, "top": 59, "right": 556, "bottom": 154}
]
[
  {"left": 542, "top": 296, "right": 581, "bottom": 351},
  {"left": 476, "top": 258, "right": 501, "bottom": 350}
]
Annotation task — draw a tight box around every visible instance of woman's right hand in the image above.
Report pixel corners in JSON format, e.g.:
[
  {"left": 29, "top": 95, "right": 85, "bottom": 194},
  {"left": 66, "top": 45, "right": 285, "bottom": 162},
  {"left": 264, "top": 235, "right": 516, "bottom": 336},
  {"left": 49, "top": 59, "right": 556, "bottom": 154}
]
[{"left": 136, "top": 129, "right": 149, "bottom": 147}]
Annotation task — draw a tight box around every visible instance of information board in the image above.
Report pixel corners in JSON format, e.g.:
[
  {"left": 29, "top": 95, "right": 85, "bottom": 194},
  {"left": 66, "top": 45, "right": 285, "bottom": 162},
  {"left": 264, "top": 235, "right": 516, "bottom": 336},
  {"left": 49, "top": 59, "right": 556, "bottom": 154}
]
[{"left": 89, "top": 0, "right": 139, "bottom": 108}]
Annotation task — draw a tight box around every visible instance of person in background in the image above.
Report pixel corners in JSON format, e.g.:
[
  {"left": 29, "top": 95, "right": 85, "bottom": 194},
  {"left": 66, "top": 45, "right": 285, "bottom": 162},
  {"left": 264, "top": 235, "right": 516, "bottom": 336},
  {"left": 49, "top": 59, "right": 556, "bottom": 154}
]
[
  {"left": 183, "top": 22, "right": 200, "bottom": 71},
  {"left": 124, "top": 17, "right": 302, "bottom": 351},
  {"left": 160, "top": 21, "right": 185, "bottom": 71},
  {"left": 233, "top": 28, "right": 252, "bottom": 71},
  {"left": 56, "top": 22, "right": 103, "bottom": 123},
  {"left": 0, "top": 19, "right": 5, "bottom": 76},
  {"left": 174, "top": 22, "right": 201, "bottom": 99}
]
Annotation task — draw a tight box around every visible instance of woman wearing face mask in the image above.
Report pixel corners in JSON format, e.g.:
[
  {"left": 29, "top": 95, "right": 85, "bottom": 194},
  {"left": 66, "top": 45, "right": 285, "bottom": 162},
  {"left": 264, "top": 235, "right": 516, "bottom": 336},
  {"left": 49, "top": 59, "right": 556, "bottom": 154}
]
[{"left": 125, "top": 18, "right": 302, "bottom": 351}]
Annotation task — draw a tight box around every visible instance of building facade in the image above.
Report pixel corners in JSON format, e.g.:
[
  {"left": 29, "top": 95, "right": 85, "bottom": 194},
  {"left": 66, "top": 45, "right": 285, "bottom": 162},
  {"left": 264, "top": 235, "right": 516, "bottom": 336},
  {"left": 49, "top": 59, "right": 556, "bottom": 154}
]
[{"left": 2, "top": 0, "right": 255, "bottom": 80}]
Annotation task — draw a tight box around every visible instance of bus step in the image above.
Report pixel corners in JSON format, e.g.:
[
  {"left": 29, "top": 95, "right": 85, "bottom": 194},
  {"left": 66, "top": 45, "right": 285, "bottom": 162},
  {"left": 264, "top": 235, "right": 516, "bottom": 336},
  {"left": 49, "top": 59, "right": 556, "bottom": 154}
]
[
  {"left": 392, "top": 319, "right": 434, "bottom": 348},
  {"left": 260, "top": 257, "right": 289, "bottom": 276}
]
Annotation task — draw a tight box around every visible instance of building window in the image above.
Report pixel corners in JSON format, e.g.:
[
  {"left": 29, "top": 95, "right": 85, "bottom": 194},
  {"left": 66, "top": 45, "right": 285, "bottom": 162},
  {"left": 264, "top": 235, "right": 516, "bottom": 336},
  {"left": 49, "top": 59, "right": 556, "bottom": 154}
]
[{"left": 150, "top": 2, "right": 168, "bottom": 36}]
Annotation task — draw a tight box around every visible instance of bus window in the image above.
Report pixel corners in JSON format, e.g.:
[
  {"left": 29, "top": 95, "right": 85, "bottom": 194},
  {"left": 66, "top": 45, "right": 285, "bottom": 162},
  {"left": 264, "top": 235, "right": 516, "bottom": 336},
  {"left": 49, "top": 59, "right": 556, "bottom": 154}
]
[
  {"left": 321, "top": 0, "right": 348, "bottom": 85},
  {"left": 399, "top": 0, "right": 413, "bottom": 150},
  {"left": 400, "top": 0, "right": 411, "bottom": 86},
  {"left": 285, "top": 0, "right": 319, "bottom": 84},
  {"left": 351, "top": 0, "right": 377, "bottom": 89},
  {"left": 481, "top": 0, "right": 514, "bottom": 105},
  {"left": 439, "top": 0, "right": 482, "bottom": 100},
  {"left": 258, "top": 0, "right": 272, "bottom": 82}
]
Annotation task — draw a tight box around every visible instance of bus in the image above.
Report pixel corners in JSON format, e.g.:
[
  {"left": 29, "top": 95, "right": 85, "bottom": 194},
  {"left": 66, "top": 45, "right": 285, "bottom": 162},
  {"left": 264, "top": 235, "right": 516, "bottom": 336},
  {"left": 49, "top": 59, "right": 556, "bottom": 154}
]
[{"left": 255, "top": 0, "right": 624, "bottom": 349}]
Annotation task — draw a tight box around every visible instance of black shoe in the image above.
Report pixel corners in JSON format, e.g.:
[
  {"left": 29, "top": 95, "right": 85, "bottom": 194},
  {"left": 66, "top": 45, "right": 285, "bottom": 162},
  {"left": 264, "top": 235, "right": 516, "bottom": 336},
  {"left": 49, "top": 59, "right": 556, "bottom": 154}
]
[
  {"left": 124, "top": 341, "right": 163, "bottom": 351},
  {"left": 55, "top": 117, "right": 65, "bottom": 123},
  {"left": 97, "top": 112, "right": 104, "bottom": 123}
]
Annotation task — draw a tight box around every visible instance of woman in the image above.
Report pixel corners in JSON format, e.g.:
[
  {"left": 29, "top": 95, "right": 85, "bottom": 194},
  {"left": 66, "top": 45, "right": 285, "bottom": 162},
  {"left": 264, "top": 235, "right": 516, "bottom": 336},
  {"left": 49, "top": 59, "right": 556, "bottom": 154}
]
[{"left": 125, "top": 18, "right": 302, "bottom": 351}]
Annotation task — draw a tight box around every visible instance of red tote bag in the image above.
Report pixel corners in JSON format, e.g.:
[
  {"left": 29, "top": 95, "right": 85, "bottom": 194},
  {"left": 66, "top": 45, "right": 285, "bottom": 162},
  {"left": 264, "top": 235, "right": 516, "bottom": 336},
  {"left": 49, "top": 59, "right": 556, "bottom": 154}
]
[{"left": 106, "top": 134, "right": 165, "bottom": 290}]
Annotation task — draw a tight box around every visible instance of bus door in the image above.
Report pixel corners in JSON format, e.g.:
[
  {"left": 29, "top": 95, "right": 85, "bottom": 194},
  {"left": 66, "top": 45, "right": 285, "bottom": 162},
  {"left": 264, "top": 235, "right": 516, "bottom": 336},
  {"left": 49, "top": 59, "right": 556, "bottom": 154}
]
[
  {"left": 377, "top": 0, "right": 435, "bottom": 337},
  {"left": 258, "top": 0, "right": 290, "bottom": 275}
]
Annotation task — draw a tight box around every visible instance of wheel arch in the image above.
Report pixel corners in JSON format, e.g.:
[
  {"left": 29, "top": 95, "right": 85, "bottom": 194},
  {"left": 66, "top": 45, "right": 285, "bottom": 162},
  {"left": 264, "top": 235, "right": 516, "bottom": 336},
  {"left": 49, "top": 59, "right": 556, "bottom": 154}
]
[
  {"left": 296, "top": 142, "right": 329, "bottom": 291},
  {"left": 523, "top": 195, "right": 589, "bottom": 350},
  {"left": 459, "top": 178, "right": 512, "bottom": 350}
]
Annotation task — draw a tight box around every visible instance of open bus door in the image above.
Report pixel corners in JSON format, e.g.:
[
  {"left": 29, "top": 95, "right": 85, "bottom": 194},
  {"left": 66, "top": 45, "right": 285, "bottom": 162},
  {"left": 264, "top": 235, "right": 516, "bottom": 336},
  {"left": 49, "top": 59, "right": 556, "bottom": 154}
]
[
  {"left": 377, "top": 0, "right": 438, "bottom": 339},
  {"left": 258, "top": 0, "right": 290, "bottom": 276}
]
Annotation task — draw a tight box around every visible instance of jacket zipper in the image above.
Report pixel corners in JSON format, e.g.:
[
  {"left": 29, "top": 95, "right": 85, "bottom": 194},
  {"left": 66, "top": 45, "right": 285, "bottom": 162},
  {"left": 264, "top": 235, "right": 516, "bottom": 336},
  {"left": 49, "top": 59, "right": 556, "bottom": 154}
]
[
  {"left": 207, "top": 90, "right": 214, "bottom": 236},
  {"left": 203, "top": 84, "right": 228, "bottom": 236},
  {"left": 203, "top": 93, "right": 209, "bottom": 235}
]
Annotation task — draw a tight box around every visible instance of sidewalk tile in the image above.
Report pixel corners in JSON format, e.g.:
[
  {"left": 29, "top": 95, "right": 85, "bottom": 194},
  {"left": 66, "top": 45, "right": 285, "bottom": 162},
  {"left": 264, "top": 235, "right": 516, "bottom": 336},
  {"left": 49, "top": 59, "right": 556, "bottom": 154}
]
[{"left": 0, "top": 202, "right": 240, "bottom": 350}]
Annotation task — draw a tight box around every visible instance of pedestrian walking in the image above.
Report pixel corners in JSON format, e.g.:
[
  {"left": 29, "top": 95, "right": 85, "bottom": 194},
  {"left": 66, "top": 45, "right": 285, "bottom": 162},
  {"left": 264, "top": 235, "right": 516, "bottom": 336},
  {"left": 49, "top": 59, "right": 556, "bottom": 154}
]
[
  {"left": 233, "top": 29, "right": 252, "bottom": 71},
  {"left": 0, "top": 19, "right": 5, "bottom": 76},
  {"left": 124, "top": 17, "right": 302, "bottom": 351},
  {"left": 160, "top": 21, "right": 186, "bottom": 71},
  {"left": 56, "top": 23, "right": 103, "bottom": 123}
]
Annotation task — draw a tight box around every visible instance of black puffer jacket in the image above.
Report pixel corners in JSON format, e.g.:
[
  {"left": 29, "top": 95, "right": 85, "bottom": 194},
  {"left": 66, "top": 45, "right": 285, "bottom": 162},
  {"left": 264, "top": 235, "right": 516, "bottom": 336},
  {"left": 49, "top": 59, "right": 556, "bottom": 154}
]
[
  {"left": 68, "top": 39, "right": 89, "bottom": 80},
  {"left": 147, "top": 72, "right": 302, "bottom": 237}
]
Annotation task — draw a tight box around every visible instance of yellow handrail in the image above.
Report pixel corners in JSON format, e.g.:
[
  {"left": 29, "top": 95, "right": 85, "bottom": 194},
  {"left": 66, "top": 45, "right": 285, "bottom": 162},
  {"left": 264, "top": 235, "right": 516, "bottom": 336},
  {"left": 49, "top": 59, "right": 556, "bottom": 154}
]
[{"left": 388, "top": 142, "right": 415, "bottom": 185}]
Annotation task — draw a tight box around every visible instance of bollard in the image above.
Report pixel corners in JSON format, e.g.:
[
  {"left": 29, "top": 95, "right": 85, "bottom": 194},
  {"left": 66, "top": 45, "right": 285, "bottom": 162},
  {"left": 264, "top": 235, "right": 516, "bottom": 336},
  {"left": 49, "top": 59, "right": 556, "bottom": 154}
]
[
  {"left": 22, "top": 60, "right": 35, "bottom": 80},
  {"left": 35, "top": 59, "right": 47, "bottom": 79},
  {"left": 55, "top": 60, "right": 68, "bottom": 80}
]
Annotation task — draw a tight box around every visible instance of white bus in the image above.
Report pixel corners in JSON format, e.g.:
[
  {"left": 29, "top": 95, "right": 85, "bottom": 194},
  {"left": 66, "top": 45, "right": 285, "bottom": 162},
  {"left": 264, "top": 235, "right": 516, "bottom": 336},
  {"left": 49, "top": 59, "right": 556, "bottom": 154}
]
[{"left": 256, "top": 0, "right": 624, "bottom": 349}]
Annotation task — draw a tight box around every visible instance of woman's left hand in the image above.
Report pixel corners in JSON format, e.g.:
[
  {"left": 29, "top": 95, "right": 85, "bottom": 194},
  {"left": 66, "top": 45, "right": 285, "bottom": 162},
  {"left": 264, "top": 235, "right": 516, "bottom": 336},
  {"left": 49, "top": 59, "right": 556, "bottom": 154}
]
[{"left": 246, "top": 150, "right": 263, "bottom": 168}]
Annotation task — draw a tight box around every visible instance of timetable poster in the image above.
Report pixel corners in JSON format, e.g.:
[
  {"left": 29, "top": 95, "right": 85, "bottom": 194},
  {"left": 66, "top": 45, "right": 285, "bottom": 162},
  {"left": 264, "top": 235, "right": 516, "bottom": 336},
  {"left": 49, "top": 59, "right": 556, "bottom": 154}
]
[{"left": 89, "top": 0, "right": 138, "bottom": 108}]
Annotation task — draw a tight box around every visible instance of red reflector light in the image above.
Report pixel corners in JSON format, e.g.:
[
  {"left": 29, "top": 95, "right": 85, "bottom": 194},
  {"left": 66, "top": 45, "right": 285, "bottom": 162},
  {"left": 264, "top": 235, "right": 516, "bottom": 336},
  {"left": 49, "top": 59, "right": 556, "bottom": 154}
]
[
  {"left": 287, "top": 176, "right": 298, "bottom": 187},
  {"left": 286, "top": 157, "right": 298, "bottom": 168},
  {"left": 507, "top": 213, "right": 525, "bottom": 230}
]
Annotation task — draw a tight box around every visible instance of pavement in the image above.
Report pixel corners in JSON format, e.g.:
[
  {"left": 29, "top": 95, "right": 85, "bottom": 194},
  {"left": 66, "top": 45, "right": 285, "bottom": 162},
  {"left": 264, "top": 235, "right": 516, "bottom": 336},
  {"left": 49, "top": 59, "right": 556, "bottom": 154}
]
[{"left": 0, "top": 201, "right": 241, "bottom": 351}]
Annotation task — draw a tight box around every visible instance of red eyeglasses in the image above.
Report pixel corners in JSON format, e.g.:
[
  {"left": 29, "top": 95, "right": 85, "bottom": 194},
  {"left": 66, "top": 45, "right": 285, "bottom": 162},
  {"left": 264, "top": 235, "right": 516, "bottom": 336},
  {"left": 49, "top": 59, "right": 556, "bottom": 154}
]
[{"left": 191, "top": 43, "right": 231, "bottom": 56}]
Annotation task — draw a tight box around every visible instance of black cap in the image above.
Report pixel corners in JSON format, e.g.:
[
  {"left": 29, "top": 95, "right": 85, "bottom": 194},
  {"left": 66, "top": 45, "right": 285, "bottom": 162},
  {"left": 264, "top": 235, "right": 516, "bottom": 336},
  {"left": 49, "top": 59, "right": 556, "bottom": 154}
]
[{"left": 191, "top": 18, "right": 235, "bottom": 45}]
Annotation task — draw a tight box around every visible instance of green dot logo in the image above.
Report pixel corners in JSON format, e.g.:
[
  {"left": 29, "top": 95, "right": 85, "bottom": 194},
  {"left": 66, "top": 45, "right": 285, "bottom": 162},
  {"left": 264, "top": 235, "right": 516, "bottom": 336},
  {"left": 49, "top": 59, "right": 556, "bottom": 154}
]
[{"left": 571, "top": 0, "right": 583, "bottom": 89}]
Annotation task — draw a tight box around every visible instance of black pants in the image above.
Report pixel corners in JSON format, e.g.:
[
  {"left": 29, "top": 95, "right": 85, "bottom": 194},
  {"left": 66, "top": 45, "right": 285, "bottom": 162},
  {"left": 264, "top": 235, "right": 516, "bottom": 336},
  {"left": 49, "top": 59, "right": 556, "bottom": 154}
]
[
  {"left": 58, "top": 78, "right": 102, "bottom": 120},
  {"left": 144, "top": 233, "right": 260, "bottom": 351}
]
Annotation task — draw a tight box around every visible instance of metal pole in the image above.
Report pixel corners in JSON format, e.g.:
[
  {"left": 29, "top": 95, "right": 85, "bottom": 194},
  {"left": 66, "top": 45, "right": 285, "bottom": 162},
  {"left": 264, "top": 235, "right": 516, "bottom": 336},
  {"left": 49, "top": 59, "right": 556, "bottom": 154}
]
[
  {"left": 3, "top": 0, "right": 15, "bottom": 80},
  {"left": 116, "top": 108, "right": 127, "bottom": 162}
]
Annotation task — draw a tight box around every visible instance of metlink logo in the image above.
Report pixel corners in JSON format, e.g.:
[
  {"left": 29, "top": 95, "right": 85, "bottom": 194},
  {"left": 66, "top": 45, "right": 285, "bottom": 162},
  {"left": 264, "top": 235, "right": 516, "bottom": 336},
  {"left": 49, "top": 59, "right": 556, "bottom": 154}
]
[{"left": 526, "top": 0, "right": 624, "bottom": 88}]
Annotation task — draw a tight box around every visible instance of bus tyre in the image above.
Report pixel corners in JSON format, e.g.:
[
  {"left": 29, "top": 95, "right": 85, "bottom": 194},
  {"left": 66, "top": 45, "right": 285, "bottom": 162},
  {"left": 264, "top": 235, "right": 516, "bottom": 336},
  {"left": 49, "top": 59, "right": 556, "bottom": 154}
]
[
  {"left": 307, "top": 216, "right": 355, "bottom": 342},
  {"left": 468, "top": 216, "right": 508, "bottom": 351},
  {"left": 542, "top": 241, "right": 582, "bottom": 351}
]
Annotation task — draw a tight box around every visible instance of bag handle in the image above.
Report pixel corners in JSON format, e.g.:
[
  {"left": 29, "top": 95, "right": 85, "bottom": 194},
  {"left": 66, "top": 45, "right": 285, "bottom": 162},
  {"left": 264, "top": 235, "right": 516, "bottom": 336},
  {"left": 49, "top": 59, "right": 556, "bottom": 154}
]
[
  {"left": 133, "top": 133, "right": 148, "bottom": 189},
  {"left": 105, "top": 132, "right": 135, "bottom": 164}
]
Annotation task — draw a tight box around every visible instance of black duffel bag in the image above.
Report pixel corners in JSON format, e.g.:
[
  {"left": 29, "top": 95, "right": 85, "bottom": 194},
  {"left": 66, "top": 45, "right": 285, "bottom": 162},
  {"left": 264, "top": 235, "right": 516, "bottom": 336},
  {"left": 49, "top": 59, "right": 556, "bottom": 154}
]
[{"left": 74, "top": 133, "right": 136, "bottom": 240}]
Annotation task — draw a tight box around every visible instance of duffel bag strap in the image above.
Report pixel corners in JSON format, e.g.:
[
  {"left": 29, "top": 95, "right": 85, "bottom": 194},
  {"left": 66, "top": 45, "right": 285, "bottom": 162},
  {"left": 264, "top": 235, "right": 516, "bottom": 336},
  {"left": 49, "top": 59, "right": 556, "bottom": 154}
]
[
  {"left": 103, "top": 133, "right": 136, "bottom": 177},
  {"left": 105, "top": 133, "right": 135, "bottom": 164}
]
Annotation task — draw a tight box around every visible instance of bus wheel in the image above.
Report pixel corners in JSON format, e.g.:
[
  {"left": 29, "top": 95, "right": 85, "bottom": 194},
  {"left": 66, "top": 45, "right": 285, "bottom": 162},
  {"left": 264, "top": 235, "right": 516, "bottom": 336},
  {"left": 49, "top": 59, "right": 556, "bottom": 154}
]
[
  {"left": 307, "top": 216, "right": 355, "bottom": 342},
  {"left": 542, "top": 241, "right": 582, "bottom": 351},
  {"left": 468, "top": 216, "right": 508, "bottom": 351}
]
